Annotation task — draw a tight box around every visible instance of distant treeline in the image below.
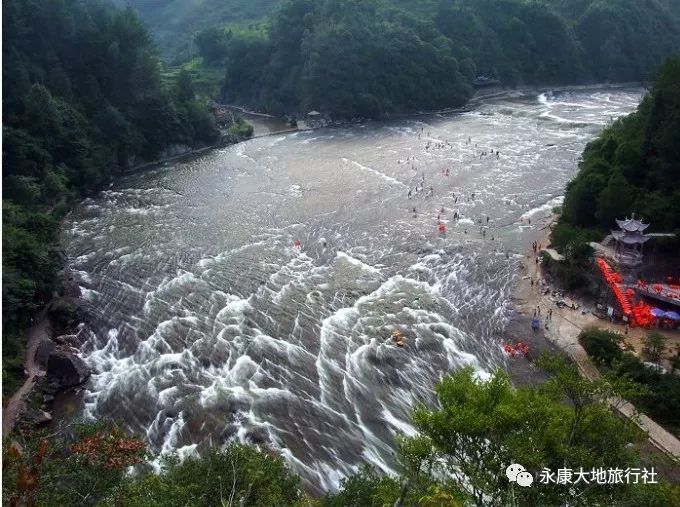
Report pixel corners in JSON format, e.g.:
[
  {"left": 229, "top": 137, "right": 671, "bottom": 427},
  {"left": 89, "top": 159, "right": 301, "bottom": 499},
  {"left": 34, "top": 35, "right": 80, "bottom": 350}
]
[
  {"left": 188, "top": 0, "right": 680, "bottom": 118},
  {"left": 2, "top": 0, "right": 218, "bottom": 395}
]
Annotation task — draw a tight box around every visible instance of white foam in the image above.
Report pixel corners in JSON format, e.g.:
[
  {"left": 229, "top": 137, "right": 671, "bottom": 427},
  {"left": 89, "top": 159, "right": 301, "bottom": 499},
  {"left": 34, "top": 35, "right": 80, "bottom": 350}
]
[
  {"left": 335, "top": 251, "right": 380, "bottom": 275},
  {"left": 381, "top": 408, "right": 418, "bottom": 437},
  {"left": 79, "top": 287, "right": 99, "bottom": 301},
  {"left": 342, "top": 158, "right": 407, "bottom": 188},
  {"left": 520, "top": 195, "right": 564, "bottom": 220}
]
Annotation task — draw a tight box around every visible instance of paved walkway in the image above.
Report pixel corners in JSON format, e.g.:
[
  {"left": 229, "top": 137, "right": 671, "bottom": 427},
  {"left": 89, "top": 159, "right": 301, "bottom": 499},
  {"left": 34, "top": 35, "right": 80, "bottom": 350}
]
[{"left": 549, "top": 311, "right": 680, "bottom": 460}]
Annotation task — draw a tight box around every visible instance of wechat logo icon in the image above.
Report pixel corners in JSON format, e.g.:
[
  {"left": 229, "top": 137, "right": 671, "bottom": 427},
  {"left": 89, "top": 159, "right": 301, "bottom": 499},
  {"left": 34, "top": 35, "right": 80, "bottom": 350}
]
[{"left": 506, "top": 463, "right": 533, "bottom": 487}]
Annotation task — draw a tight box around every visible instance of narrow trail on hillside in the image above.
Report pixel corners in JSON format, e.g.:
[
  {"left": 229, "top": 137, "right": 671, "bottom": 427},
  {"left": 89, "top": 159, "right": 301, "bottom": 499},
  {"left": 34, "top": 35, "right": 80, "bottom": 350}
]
[{"left": 2, "top": 309, "right": 50, "bottom": 437}]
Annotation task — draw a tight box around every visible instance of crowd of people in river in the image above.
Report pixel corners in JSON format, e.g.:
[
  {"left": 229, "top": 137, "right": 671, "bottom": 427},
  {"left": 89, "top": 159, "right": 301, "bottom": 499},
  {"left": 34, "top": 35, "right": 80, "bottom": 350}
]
[{"left": 402, "top": 129, "right": 506, "bottom": 240}]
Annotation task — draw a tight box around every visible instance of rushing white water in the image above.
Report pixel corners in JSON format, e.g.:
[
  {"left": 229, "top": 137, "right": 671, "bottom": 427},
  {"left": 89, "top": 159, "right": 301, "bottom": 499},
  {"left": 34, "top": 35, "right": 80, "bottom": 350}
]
[{"left": 63, "top": 87, "right": 643, "bottom": 492}]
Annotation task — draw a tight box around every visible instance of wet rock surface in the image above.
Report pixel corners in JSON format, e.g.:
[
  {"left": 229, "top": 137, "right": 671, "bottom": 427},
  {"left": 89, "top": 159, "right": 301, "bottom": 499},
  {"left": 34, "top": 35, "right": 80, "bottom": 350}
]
[{"left": 46, "top": 350, "right": 91, "bottom": 391}]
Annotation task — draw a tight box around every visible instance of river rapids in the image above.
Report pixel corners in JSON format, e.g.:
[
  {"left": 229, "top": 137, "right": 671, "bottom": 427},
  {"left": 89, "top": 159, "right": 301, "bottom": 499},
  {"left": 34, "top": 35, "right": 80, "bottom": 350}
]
[{"left": 63, "top": 87, "right": 642, "bottom": 491}]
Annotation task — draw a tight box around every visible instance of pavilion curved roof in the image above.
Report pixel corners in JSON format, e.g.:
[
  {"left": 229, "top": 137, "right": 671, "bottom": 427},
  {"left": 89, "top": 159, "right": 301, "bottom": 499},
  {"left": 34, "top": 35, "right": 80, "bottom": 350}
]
[
  {"left": 611, "top": 230, "right": 651, "bottom": 244},
  {"left": 616, "top": 217, "right": 649, "bottom": 232}
]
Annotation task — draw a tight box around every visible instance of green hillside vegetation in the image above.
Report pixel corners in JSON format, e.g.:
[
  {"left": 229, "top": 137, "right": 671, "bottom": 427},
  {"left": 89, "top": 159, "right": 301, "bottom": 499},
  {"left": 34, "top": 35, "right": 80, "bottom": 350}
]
[
  {"left": 4, "top": 360, "right": 678, "bottom": 506},
  {"left": 553, "top": 56, "right": 680, "bottom": 263},
  {"left": 113, "top": 0, "right": 280, "bottom": 62},
  {"left": 579, "top": 328, "right": 680, "bottom": 435},
  {"left": 182, "top": 0, "right": 680, "bottom": 118},
  {"left": 2, "top": 0, "right": 219, "bottom": 395}
]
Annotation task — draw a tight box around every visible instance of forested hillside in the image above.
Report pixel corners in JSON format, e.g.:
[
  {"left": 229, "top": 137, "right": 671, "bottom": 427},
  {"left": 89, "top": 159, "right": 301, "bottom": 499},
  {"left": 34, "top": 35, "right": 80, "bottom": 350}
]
[
  {"left": 558, "top": 56, "right": 680, "bottom": 238},
  {"left": 181, "top": 0, "right": 680, "bottom": 118},
  {"left": 114, "top": 0, "right": 280, "bottom": 61},
  {"left": 550, "top": 56, "right": 680, "bottom": 290},
  {"left": 2, "top": 0, "right": 218, "bottom": 394},
  {"left": 118, "top": 0, "right": 680, "bottom": 118}
]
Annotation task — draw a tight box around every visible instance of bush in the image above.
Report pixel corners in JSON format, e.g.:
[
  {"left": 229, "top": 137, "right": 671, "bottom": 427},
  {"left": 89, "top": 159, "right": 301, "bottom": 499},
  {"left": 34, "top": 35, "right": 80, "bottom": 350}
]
[
  {"left": 227, "top": 118, "right": 254, "bottom": 138},
  {"left": 579, "top": 328, "right": 625, "bottom": 367},
  {"left": 3, "top": 421, "right": 147, "bottom": 507},
  {"left": 105, "top": 445, "right": 306, "bottom": 506},
  {"left": 642, "top": 332, "right": 667, "bottom": 364},
  {"left": 322, "top": 467, "right": 404, "bottom": 507},
  {"left": 579, "top": 328, "right": 680, "bottom": 435}
]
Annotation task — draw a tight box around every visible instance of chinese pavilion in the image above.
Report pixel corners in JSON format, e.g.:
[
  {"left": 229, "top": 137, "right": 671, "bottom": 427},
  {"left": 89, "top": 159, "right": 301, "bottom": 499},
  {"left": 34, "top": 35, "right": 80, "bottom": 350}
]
[{"left": 611, "top": 214, "right": 650, "bottom": 267}]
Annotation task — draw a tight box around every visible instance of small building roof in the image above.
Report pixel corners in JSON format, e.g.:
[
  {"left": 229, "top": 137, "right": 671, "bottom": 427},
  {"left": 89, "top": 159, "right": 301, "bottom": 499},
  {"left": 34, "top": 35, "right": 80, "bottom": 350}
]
[{"left": 616, "top": 215, "right": 649, "bottom": 232}]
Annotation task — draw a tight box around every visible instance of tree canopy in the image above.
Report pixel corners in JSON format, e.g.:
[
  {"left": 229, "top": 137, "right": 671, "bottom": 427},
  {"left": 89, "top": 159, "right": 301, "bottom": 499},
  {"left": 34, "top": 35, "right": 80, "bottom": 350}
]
[{"left": 174, "top": 0, "right": 680, "bottom": 118}]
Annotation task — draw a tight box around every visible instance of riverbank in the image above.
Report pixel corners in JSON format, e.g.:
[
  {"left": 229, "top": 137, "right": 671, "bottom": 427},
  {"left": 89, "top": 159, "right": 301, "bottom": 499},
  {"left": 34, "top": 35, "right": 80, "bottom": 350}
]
[
  {"left": 241, "top": 81, "right": 647, "bottom": 131},
  {"left": 511, "top": 214, "right": 680, "bottom": 460}
]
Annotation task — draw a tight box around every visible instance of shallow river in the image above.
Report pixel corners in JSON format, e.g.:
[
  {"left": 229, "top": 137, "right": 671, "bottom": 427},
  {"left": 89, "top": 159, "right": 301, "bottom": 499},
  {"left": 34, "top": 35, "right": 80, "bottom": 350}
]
[{"left": 64, "top": 87, "right": 642, "bottom": 491}]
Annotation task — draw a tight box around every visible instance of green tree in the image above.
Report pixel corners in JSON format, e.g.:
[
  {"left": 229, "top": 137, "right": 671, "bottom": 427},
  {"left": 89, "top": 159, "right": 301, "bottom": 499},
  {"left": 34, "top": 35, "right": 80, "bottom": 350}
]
[
  {"left": 579, "top": 328, "right": 625, "bottom": 367},
  {"left": 2, "top": 0, "right": 218, "bottom": 397},
  {"left": 405, "top": 361, "right": 649, "bottom": 507},
  {"left": 642, "top": 332, "right": 667, "bottom": 364},
  {"left": 103, "top": 445, "right": 308, "bottom": 506},
  {"left": 195, "top": 26, "right": 230, "bottom": 63},
  {"left": 175, "top": 69, "right": 196, "bottom": 103},
  {"left": 596, "top": 172, "right": 636, "bottom": 228}
]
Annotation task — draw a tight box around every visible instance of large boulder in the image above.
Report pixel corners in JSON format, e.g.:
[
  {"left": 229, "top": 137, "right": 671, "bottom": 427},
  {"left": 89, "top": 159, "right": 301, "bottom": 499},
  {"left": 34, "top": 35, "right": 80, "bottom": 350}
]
[
  {"left": 46, "top": 350, "right": 90, "bottom": 389},
  {"left": 34, "top": 338, "right": 56, "bottom": 368},
  {"left": 22, "top": 408, "right": 52, "bottom": 426}
]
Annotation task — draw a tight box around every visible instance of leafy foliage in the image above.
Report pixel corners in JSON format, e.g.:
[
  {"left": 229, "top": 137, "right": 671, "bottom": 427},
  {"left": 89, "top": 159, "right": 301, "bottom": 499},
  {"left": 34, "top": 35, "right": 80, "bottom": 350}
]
[
  {"left": 2, "top": 0, "right": 219, "bottom": 396},
  {"left": 401, "top": 360, "right": 679, "bottom": 506},
  {"left": 4, "top": 364, "right": 679, "bottom": 506},
  {"left": 642, "top": 332, "right": 668, "bottom": 364},
  {"left": 323, "top": 359, "right": 677, "bottom": 507},
  {"left": 228, "top": 118, "right": 255, "bottom": 138},
  {"left": 103, "top": 445, "right": 307, "bottom": 506},
  {"left": 2, "top": 421, "right": 148, "bottom": 506},
  {"left": 550, "top": 56, "right": 680, "bottom": 291},
  {"left": 579, "top": 328, "right": 680, "bottom": 435},
  {"left": 579, "top": 327, "right": 626, "bottom": 367},
  {"left": 113, "top": 0, "right": 279, "bottom": 62},
  {"left": 541, "top": 222, "right": 596, "bottom": 292}
]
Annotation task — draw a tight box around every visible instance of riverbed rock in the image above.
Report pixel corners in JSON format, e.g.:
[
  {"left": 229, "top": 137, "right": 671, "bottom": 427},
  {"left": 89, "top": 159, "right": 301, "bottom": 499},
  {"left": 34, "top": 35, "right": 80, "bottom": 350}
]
[
  {"left": 46, "top": 350, "right": 90, "bottom": 389},
  {"left": 22, "top": 408, "right": 52, "bottom": 426},
  {"left": 35, "top": 338, "right": 56, "bottom": 368},
  {"left": 62, "top": 279, "right": 82, "bottom": 298}
]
